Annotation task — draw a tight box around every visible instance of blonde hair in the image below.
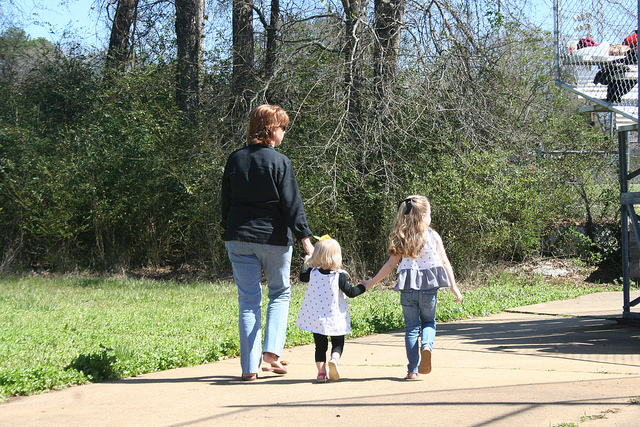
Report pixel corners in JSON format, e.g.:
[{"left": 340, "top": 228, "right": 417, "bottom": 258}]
[
  {"left": 306, "top": 238, "right": 342, "bottom": 270},
  {"left": 388, "top": 195, "right": 431, "bottom": 258},
  {"left": 247, "top": 104, "right": 290, "bottom": 146}
]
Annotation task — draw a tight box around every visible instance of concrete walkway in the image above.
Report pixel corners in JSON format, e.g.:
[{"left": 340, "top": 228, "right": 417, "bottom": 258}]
[{"left": 1, "top": 291, "right": 640, "bottom": 426}]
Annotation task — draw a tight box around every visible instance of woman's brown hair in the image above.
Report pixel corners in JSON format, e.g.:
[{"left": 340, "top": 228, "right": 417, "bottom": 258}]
[{"left": 247, "top": 104, "right": 290, "bottom": 146}]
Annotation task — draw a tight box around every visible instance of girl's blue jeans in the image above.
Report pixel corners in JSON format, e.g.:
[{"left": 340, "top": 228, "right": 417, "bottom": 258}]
[
  {"left": 225, "top": 241, "right": 292, "bottom": 375},
  {"left": 400, "top": 290, "right": 437, "bottom": 374}
]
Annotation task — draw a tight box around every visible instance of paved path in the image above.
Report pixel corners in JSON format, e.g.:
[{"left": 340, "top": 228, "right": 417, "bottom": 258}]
[{"left": 1, "top": 291, "right": 640, "bottom": 426}]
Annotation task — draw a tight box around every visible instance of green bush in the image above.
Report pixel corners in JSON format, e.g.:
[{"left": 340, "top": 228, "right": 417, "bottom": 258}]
[
  {"left": 66, "top": 347, "right": 119, "bottom": 382},
  {"left": 0, "top": 365, "right": 87, "bottom": 399},
  {"left": 0, "top": 25, "right": 621, "bottom": 277}
]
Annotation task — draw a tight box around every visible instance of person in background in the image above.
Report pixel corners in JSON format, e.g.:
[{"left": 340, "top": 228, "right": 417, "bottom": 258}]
[{"left": 221, "top": 104, "right": 314, "bottom": 381}]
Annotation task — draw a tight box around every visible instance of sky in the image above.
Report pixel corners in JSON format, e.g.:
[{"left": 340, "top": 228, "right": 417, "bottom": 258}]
[
  {"left": 7, "top": 0, "right": 556, "bottom": 47},
  {"left": 7, "top": 0, "right": 109, "bottom": 46}
]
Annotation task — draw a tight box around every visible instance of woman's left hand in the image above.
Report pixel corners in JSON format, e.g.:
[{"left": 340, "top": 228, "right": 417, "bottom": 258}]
[{"left": 301, "top": 236, "right": 314, "bottom": 256}]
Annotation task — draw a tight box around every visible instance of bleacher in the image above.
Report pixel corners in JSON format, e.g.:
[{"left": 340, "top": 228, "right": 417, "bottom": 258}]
[
  {"left": 554, "top": 1, "right": 638, "bottom": 130},
  {"left": 562, "top": 44, "right": 638, "bottom": 130},
  {"left": 554, "top": 0, "right": 640, "bottom": 320}
]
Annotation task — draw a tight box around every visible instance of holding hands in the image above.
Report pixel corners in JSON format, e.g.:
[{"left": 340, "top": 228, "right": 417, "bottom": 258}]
[{"left": 358, "top": 279, "right": 374, "bottom": 290}]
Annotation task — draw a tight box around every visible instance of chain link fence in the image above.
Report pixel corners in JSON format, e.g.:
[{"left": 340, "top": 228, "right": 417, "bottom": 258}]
[
  {"left": 553, "top": 1, "right": 640, "bottom": 277},
  {"left": 555, "top": 0, "right": 638, "bottom": 126}
]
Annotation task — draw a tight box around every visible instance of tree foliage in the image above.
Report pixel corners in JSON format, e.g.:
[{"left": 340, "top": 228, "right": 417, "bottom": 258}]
[{"left": 0, "top": 0, "right": 620, "bottom": 276}]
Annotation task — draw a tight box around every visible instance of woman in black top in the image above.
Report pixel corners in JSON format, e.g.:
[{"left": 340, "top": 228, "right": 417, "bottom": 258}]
[{"left": 221, "top": 104, "right": 314, "bottom": 381}]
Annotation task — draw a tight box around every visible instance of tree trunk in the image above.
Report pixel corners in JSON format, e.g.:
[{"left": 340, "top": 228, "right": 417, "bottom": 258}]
[
  {"left": 230, "top": 0, "right": 255, "bottom": 126},
  {"left": 264, "top": 0, "right": 280, "bottom": 103},
  {"left": 175, "top": 0, "right": 204, "bottom": 125},
  {"left": 106, "top": 0, "right": 139, "bottom": 71},
  {"left": 341, "top": 0, "right": 367, "bottom": 142},
  {"left": 373, "top": 0, "right": 405, "bottom": 120}
]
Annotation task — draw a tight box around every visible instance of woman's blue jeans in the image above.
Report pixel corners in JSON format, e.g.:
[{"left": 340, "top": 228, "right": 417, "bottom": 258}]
[
  {"left": 225, "top": 241, "right": 292, "bottom": 375},
  {"left": 400, "top": 290, "right": 437, "bottom": 374}
]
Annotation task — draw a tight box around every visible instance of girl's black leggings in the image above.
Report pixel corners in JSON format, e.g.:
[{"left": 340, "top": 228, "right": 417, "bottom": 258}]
[{"left": 313, "top": 333, "right": 345, "bottom": 362}]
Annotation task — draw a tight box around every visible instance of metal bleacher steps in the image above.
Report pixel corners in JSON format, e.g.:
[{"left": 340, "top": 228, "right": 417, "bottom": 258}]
[{"left": 564, "top": 61, "right": 638, "bottom": 130}]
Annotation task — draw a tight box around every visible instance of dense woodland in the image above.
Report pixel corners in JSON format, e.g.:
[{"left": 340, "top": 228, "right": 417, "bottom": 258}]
[{"left": 0, "top": 0, "right": 620, "bottom": 277}]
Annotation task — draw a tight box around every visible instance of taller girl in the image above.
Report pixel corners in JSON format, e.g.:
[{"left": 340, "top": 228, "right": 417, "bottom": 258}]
[{"left": 360, "top": 195, "right": 462, "bottom": 380}]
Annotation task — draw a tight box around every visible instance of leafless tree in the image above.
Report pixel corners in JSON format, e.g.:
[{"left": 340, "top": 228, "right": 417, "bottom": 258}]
[
  {"left": 263, "top": 0, "right": 279, "bottom": 101},
  {"left": 373, "top": 0, "right": 406, "bottom": 121},
  {"left": 175, "top": 0, "right": 205, "bottom": 125},
  {"left": 106, "top": 0, "right": 139, "bottom": 71},
  {"left": 341, "top": 0, "right": 368, "bottom": 141},
  {"left": 230, "top": 0, "right": 254, "bottom": 124}
]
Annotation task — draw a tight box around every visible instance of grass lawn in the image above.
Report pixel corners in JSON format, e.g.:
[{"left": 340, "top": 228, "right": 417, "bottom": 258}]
[{"left": 0, "top": 263, "right": 621, "bottom": 401}]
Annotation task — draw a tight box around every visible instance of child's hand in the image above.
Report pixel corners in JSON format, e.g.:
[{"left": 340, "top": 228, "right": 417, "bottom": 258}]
[
  {"left": 451, "top": 285, "right": 463, "bottom": 303},
  {"left": 359, "top": 279, "right": 374, "bottom": 290}
]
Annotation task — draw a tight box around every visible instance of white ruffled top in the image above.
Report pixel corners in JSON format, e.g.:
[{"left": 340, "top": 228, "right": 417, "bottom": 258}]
[{"left": 395, "top": 228, "right": 452, "bottom": 292}]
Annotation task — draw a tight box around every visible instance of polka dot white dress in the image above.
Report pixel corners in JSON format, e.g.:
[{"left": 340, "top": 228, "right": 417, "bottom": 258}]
[{"left": 296, "top": 269, "right": 352, "bottom": 336}]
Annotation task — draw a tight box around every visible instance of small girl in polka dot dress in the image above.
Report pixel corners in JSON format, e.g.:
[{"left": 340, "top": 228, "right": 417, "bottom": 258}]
[{"left": 296, "top": 236, "right": 367, "bottom": 383}]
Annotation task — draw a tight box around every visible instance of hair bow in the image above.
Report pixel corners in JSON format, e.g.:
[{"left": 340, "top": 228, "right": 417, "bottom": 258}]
[
  {"left": 398, "top": 198, "right": 413, "bottom": 215},
  {"left": 313, "top": 234, "right": 332, "bottom": 241}
]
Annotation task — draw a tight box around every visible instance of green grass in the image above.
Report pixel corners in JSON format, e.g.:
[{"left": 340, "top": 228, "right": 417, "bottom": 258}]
[{"left": 0, "top": 271, "right": 618, "bottom": 400}]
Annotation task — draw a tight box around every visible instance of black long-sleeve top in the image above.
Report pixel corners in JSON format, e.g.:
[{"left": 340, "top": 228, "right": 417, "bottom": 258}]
[
  {"left": 221, "top": 144, "right": 312, "bottom": 246},
  {"left": 299, "top": 266, "right": 366, "bottom": 298}
]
